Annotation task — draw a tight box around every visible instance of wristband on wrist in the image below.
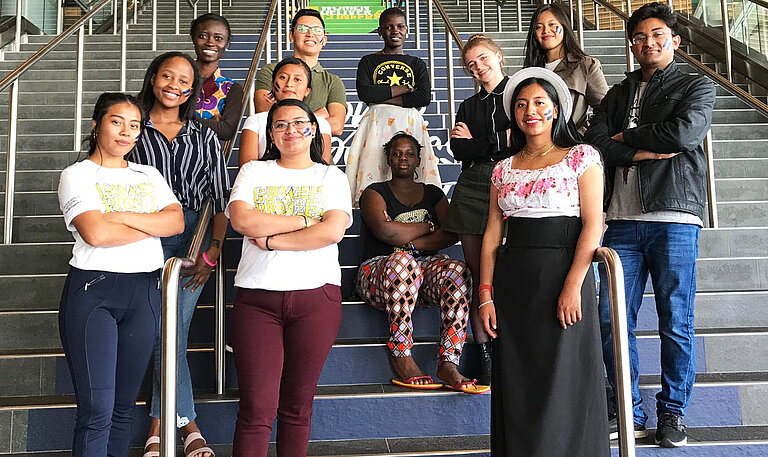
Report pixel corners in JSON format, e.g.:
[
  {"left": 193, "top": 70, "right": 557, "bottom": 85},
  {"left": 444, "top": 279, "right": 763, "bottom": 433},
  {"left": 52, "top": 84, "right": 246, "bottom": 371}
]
[
  {"left": 409, "top": 241, "right": 416, "bottom": 251},
  {"left": 479, "top": 299, "right": 494, "bottom": 308},
  {"left": 478, "top": 284, "right": 493, "bottom": 293},
  {"left": 202, "top": 251, "right": 218, "bottom": 267},
  {"left": 302, "top": 214, "right": 309, "bottom": 228},
  {"left": 427, "top": 221, "right": 435, "bottom": 233},
  {"left": 265, "top": 235, "right": 274, "bottom": 251}
]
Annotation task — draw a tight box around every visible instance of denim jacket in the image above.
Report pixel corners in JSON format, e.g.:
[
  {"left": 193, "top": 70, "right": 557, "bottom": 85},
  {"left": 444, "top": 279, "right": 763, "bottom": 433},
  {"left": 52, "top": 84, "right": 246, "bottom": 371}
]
[{"left": 584, "top": 61, "right": 716, "bottom": 220}]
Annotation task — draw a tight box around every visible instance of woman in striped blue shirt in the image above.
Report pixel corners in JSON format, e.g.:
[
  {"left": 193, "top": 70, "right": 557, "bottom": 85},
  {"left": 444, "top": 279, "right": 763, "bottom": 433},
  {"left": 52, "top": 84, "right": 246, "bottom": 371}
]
[{"left": 130, "top": 51, "right": 230, "bottom": 457}]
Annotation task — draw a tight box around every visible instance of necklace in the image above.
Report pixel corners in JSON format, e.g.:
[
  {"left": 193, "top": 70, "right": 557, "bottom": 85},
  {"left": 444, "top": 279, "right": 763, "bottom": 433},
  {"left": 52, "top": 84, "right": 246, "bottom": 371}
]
[{"left": 519, "top": 142, "right": 556, "bottom": 160}]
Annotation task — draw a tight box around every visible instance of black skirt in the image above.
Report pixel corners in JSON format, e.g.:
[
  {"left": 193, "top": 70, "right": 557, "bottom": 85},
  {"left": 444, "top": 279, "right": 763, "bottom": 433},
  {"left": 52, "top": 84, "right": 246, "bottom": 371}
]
[{"left": 491, "top": 216, "right": 609, "bottom": 457}]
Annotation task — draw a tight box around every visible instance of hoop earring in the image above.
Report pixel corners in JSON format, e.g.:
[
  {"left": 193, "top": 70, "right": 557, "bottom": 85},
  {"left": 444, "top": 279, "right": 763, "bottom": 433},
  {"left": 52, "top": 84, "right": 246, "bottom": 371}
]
[{"left": 414, "top": 169, "right": 420, "bottom": 180}]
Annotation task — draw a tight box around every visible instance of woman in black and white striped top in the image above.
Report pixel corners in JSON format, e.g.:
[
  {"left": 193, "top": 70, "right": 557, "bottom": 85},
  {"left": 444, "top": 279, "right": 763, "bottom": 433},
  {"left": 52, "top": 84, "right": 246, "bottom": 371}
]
[{"left": 129, "top": 51, "right": 230, "bottom": 457}]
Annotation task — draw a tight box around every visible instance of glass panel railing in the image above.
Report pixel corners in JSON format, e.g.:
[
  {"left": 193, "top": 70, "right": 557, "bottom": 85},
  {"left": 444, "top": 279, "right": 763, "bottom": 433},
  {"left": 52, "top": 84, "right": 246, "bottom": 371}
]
[{"left": 731, "top": 0, "right": 768, "bottom": 59}]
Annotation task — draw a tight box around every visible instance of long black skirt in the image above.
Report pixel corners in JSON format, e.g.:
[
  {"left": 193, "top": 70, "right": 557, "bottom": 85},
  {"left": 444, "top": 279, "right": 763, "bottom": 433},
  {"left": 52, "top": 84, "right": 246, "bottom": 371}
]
[{"left": 491, "top": 216, "right": 609, "bottom": 457}]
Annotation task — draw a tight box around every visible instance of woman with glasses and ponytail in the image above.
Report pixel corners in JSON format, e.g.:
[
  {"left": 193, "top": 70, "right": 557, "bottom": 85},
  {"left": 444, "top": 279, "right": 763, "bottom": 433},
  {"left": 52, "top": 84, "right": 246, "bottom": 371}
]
[
  {"left": 58, "top": 92, "right": 183, "bottom": 457},
  {"left": 227, "top": 99, "right": 352, "bottom": 457}
]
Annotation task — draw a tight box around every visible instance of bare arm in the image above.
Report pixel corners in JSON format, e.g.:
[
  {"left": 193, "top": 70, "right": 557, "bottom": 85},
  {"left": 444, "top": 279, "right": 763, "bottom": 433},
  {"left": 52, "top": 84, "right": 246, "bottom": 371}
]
[
  {"left": 254, "top": 89, "right": 274, "bottom": 113},
  {"left": 478, "top": 184, "right": 505, "bottom": 338},
  {"left": 360, "top": 188, "right": 431, "bottom": 246},
  {"left": 103, "top": 203, "right": 184, "bottom": 238},
  {"left": 411, "top": 197, "right": 459, "bottom": 251},
  {"left": 321, "top": 133, "right": 332, "bottom": 165},
  {"left": 325, "top": 102, "right": 347, "bottom": 136},
  {"left": 73, "top": 210, "right": 152, "bottom": 247},
  {"left": 229, "top": 199, "right": 316, "bottom": 237},
  {"left": 556, "top": 164, "right": 604, "bottom": 329},
  {"left": 238, "top": 129, "right": 260, "bottom": 168},
  {"left": 257, "top": 209, "right": 349, "bottom": 251},
  {"left": 181, "top": 211, "right": 229, "bottom": 292}
]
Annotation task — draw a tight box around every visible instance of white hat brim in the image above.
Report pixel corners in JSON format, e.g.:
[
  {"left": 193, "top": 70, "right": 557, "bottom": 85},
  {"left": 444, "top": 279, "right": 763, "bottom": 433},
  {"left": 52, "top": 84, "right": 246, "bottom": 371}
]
[{"left": 502, "top": 67, "right": 573, "bottom": 123}]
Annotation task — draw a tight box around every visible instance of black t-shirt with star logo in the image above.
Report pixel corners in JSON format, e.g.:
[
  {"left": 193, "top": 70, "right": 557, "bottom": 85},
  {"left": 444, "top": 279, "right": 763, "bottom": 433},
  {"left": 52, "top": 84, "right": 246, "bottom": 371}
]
[{"left": 355, "top": 53, "right": 431, "bottom": 108}]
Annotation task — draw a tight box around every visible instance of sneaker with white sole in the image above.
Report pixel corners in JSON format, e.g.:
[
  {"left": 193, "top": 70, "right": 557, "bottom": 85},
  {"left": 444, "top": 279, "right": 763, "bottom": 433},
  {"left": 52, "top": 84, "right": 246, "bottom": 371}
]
[
  {"left": 608, "top": 415, "right": 649, "bottom": 440},
  {"left": 655, "top": 412, "right": 688, "bottom": 447}
]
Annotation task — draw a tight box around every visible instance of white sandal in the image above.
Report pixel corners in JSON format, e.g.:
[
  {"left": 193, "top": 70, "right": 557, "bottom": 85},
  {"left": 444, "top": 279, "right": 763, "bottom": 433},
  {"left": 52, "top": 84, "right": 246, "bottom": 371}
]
[
  {"left": 142, "top": 436, "right": 160, "bottom": 457},
  {"left": 183, "top": 431, "right": 215, "bottom": 457}
]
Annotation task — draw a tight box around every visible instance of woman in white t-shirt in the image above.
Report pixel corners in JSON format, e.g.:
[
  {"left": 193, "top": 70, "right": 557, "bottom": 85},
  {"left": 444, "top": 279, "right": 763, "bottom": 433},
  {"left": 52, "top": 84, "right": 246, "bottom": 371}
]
[
  {"left": 57, "top": 93, "right": 183, "bottom": 457},
  {"left": 238, "top": 57, "right": 333, "bottom": 166},
  {"left": 226, "top": 99, "right": 352, "bottom": 457}
]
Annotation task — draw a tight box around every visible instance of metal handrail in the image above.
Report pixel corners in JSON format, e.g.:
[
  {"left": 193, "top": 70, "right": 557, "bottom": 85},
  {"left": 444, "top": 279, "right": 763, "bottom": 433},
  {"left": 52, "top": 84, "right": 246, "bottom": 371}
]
[
  {"left": 1, "top": 0, "right": 116, "bottom": 244},
  {"left": 160, "top": 3, "right": 281, "bottom": 456},
  {"left": 593, "top": 247, "right": 636, "bottom": 457},
  {"left": 426, "top": 0, "right": 466, "bottom": 126}
]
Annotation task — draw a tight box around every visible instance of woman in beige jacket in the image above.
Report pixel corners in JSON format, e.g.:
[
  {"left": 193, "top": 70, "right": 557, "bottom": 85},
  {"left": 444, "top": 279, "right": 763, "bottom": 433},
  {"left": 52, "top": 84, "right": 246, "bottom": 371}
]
[{"left": 523, "top": 3, "right": 609, "bottom": 131}]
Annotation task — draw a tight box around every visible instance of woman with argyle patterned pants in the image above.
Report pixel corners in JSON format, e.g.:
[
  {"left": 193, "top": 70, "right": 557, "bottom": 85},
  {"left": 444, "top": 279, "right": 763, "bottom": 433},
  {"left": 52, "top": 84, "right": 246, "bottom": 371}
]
[{"left": 355, "top": 133, "right": 488, "bottom": 394}]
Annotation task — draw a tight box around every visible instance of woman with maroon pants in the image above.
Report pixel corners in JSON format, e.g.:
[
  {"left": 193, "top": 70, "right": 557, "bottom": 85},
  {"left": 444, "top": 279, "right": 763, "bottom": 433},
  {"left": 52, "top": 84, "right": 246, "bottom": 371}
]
[{"left": 227, "top": 99, "right": 352, "bottom": 457}]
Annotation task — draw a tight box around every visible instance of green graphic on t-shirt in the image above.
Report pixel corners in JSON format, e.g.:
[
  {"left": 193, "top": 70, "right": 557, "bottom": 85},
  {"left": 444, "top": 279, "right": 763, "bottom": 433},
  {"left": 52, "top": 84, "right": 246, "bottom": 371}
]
[
  {"left": 308, "top": 0, "right": 385, "bottom": 34},
  {"left": 253, "top": 185, "right": 325, "bottom": 219},
  {"left": 96, "top": 182, "right": 157, "bottom": 213}
]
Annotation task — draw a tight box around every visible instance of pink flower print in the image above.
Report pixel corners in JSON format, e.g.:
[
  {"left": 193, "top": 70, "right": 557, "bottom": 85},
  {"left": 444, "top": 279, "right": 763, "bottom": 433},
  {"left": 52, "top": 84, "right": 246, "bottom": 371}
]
[
  {"left": 532, "top": 178, "right": 549, "bottom": 194},
  {"left": 498, "top": 183, "right": 515, "bottom": 199},
  {"left": 492, "top": 163, "right": 504, "bottom": 183},
  {"left": 516, "top": 181, "right": 534, "bottom": 198},
  {"left": 568, "top": 147, "right": 585, "bottom": 172}
]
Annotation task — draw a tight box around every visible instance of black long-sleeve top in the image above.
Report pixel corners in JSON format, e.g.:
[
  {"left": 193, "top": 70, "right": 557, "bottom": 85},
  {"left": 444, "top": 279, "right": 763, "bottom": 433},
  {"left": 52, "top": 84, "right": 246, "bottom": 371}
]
[
  {"left": 355, "top": 53, "right": 430, "bottom": 108},
  {"left": 450, "top": 77, "right": 513, "bottom": 168}
]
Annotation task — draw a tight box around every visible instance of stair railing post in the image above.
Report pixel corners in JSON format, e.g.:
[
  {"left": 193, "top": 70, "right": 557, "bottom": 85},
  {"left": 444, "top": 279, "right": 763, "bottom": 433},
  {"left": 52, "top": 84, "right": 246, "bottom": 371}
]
[
  {"left": 415, "top": 0, "right": 422, "bottom": 49},
  {"left": 248, "top": 84, "right": 255, "bottom": 116},
  {"left": 427, "top": 0, "right": 435, "bottom": 88},
  {"left": 121, "top": 0, "right": 127, "bottom": 92},
  {"left": 467, "top": 0, "right": 471, "bottom": 21},
  {"left": 74, "top": 24, "right": 85, "bottom": 153},
  {"left": 194, "top": 2, "right": 198, "bottom": 18},
  {"left": 497, "top": 2, "right": 502, "bottom": 31},
  {"left": 595, "top": 248, "right": 636, "bottom": 457},
  {"left": 446, "top": 28, "right": 455, "bottom": 127},
  {"left": 134, "top": 0, "right": 138, "bottom": 24},
  {"left": 481, "top": 0, "right": 485, "bottom": 32},
  {"left": 152, "top": 0, "right": 157, "bottom": 51},
  {"left": 405, "top": 0, "right": 410, "bottom": 29},
  {"left": 160, "top": 258, "right": 182, "bottom": 457},
  {"left": 266, "top": 28, "right": 272, "bottom": 64},
  {"left": 57, "top": 0, "right": 64, "bottom": 34},
  {"left": 176, "top": 0, "right": 180, "bottom": 34},
  {"left": 214, "top": 249, "right": 226, "bottom": 395},
  {"left": 569, "top": 0, "right": 575, "bottom": 29},
  {"left": 14, "top": 0, "right": 21, "bottom": 51},
  {"left": 625, "top": 0, "right": 634, "bottom": 72},
  {"left": 208, "top": 0, "right": 212, "bottom": 13},
  {"left": 517, "top": 0, "right": 522, "bottom": 31},
  {"left": 577, "top": 0, "right": 584, "bottom": 49},
  {"left": 285, "top": 0, "right": 291, "bottom": 52},
  {"left": 720, "top": 0, "right": 733, "bottom": 81},
  {"left": 219, "top": 0, "right": 223, "bottom": 16},
  {"left": 704, "top": 129, "right": 718, "bottom": 228},
  {"left": 3, "top": 80, "right": 19, "bottom": 244},
  {"left": 594, "top": 0, "right": 600, "bottom": 30},
  {"left": 277, "top": 0, "right": 283, "bottom": 61},
  {"left": 113, "top": 0, "right": 118, "bottom": 35}
]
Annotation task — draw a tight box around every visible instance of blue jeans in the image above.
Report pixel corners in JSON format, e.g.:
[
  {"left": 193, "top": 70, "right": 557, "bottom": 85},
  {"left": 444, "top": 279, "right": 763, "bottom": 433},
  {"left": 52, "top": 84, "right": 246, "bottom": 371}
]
[
  {"left": 59, "top": 267, "right": 161, "bottom": 457},
  {"left": 598, "top": 221, "right": 699, "bottom": 426},
  {"left": 149, "top": 208, "right": 210, "bottom": 426}
]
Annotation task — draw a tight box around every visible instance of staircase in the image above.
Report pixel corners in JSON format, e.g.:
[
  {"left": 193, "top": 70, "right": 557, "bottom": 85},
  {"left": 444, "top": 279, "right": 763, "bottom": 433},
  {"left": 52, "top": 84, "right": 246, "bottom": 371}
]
[{"left": 0, "top": 0, "right": 767, "bottom": 456}]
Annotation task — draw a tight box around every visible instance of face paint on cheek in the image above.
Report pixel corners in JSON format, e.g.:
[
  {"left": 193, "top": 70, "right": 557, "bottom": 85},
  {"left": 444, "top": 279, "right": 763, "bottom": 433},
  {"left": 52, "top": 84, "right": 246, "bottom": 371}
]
[
  {"left": 302, "top": 127, "right": 312, "bottom": 138},
  {"left": 544, "top": 108, "right": 553, "bottom": 121},
  {"left": 555, "top": 26, "right": 561, "bottom": 35},
  {"left": 662, "top": 38, "right": 672, "bottom": 50},
  {"left": 182, "top": 89, "right": 192, "bottom": 97}
]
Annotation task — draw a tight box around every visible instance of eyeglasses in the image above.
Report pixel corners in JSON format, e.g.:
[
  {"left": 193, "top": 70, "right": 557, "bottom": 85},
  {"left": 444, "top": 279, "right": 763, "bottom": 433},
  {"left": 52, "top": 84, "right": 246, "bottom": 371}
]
[
  {"left": 271, "top": 119, "right": 312, "bottom": 132},
  {"left": 294, "top": 24, "right": 325, "bottom": 35},
  {"left": 631, "top": 30, "right": 673, "bottom": 46}
]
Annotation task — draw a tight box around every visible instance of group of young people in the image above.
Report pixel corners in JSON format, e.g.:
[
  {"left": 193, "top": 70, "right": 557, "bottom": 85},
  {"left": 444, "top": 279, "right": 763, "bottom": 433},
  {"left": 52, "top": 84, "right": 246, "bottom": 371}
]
[{"left": 56, "top": 2, "right": 715, "bottom": 456}]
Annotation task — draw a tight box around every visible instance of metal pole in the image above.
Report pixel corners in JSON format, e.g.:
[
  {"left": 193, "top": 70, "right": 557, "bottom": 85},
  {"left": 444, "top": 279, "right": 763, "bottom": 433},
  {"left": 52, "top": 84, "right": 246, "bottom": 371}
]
[
  {"left": 704, "top": 129, "right": 718, "bottom": 228},
  {"left": 14, "top": 0, "right": 21, "bottom": 52},
  {"left": 89, "top": 17, "right": 93, "bottom": 35},
  {"left": 175, "top": 0, "right": 180, "bottom": 35},
  {"left": 215, "top": 249, "right": 226, "bottom": 395},
  {"left": 194, "top": 3, "right": 198, "bottom": 17},
  {"left": 266, "top": 30, "right": 272, "bottom": 64},
  {"left": 497, "top": 3, "right": 502, "bottom": 31},
  {"left": 594, "top": 1, "right": 600, "bottom": 30},
  {"left": 74, "top": 25, "right": 85, "bottom": 152},
  {"left": 160, "top": 259, "right": 182, "bottom": 457},
  {"left": 427, "top": 0, "right": 435, "bottom": 88},
  {"left": 219, "top": 0, "right": 223, "bottom": 15},
  {"left": 415, "top": 0, "right": 422, "bottom": 49},
  {"left": 121, "top": 0, "right": 127, "bottom": 92},
  {"left": 134, "top": 0, "right": 138, "bottom": 24},
  {"left": 405, "top": 0, "right": 410, "bottom": 29},
  {"left": 720, "top": 0, "right": 733, "bottom": 81},
  {"left": 57, "top": 0, "right": 64, "bottom": 34},
  {"left": 152, "top": 0, "right": 157, "bottom": 51},
  {"left": 625, "top": 0, "right": 634, "bottom": 72},
  {"left": 517, "top": 0, "right": 522, "bottom": 31},
  {"left": 596, "top": 248, "right": 637, "bottom": 457},
  {"left": 248, "top": 84, "right": 255, "bottom": 116},
  {"left": 277, "top": 0, "right": 283, "bottom": 61},
  {"left": 113, "top": 0, "right": 118, "bottom": 35},
  {"left": 286, "top": 0, "right": 292, "bottom": 52},
  {"left": 569, "top": 0, "right": 575, "bottom": 29},
  {"left": 481, "top": 0, "right": 485, "bottom": 32},
  {"left": 467, "top": 0, "right": 471, "bottom": 22},
  {"left": 446, "top": 28, "right": 455, "bottom": 128},
  {"left": 208, "top": 0, "right": 212, "bottom": 13},
  {"left": 577, "top": 0, "right": 584, "bottom": 50},
  {"left": 3, "top": 80, "right": 19, "bottom": 244}
]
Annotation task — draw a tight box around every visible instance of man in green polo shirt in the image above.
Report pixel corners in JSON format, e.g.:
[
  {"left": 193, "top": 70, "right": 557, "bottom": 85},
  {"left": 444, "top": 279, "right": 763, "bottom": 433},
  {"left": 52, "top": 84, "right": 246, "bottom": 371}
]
[{"left": 254, "top": 8, "right": 347, "bottom": 136}]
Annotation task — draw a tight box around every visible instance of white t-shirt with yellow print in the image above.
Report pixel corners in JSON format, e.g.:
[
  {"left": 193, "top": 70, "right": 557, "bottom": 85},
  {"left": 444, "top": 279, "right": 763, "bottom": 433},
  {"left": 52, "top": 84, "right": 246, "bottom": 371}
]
[
  {"left": 58, "top": 159, "right": 180, "bottom": 273},
  {"left": 226, "top": 160, "right": 352, "bottom": 291}
]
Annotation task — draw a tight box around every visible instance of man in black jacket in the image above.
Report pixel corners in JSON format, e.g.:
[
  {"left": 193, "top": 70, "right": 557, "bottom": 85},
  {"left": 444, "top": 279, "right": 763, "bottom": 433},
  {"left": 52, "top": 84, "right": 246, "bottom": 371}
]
[{"left": 584, "top": 2, "right": 715, "bottom": 449}]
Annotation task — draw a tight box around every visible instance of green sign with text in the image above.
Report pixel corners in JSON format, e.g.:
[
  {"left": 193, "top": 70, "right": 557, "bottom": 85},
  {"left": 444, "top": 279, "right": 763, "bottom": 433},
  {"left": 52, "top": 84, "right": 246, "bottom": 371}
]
[{"left": 308, "top": 0, "right": 386, "bottom": 34}]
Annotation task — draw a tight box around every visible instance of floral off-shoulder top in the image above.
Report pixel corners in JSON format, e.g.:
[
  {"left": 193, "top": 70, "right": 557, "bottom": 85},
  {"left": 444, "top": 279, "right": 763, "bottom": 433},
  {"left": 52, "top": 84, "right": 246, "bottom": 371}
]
[{"left": 491, "top": 144, "right": 602, "bottom": 218}]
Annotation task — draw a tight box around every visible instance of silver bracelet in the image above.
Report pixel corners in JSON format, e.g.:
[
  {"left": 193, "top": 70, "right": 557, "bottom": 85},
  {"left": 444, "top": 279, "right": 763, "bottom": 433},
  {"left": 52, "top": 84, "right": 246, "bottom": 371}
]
[{"left": 479, "top": 299, "right": 494, "bottom": 309}]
